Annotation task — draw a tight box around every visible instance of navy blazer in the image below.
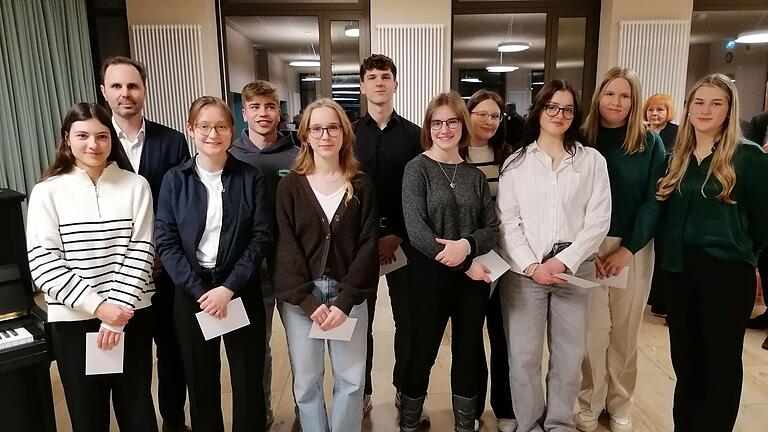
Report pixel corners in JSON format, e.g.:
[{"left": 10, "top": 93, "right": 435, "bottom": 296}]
[
  {"left": 155, "top": 155, "right": 273, "bottom": 300},
  {"left": 113, "top": 119, "right": 191, "bottom": 209}
]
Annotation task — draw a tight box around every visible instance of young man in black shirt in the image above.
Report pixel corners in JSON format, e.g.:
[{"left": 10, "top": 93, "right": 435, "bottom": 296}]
[{"left": 353, "top": 54, "right": 423, "bottom": 417}]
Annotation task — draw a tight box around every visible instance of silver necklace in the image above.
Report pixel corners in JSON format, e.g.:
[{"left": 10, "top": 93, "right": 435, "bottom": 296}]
[{"left": 437, "top": 161, "right": 458, "bottom": 188}]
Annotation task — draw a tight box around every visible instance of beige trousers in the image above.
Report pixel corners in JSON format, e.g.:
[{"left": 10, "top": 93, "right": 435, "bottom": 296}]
[{"left": 578, "top": 236, "right": 655, "bottom": 418}]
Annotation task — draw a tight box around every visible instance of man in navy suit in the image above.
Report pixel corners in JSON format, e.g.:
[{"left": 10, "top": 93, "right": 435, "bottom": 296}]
[{"left": 101, "top": 56, "right": 191, "bottom": 432}]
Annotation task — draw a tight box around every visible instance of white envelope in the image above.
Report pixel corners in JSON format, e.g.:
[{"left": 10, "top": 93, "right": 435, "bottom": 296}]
[
  {"left": 473, "top": 250, "right": 511, "bottom": 283},
  {"left": 195, "top": 297, "right": 251, "bottom": 341},
  {"left": 380, "top": 246, "right": 407, "bottom": 276},
  {"left": 309, "top": 317, "right": 358, "bottom": 341},
  {"left": 596, "top": 266, "right": 629, "bottom": 289},
  {"left": 554, "top": 273, "right": 601, "bottom": 289},
  {"left": 85, "top": 332, "right": 124, "bottom": 375}
]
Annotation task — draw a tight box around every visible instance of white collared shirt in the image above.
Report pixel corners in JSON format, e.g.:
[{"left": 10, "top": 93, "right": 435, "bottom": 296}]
[
  {"left": 112, "top": 118, "right": 146, "bottom": 172},
  {"left": 496, "top": 141, "right": 612, "bottom": 274}
]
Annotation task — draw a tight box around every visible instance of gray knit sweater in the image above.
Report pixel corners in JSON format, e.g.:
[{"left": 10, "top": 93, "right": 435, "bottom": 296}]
[{"left": 402, "top": 153, "right": 500, "bottom": 271}]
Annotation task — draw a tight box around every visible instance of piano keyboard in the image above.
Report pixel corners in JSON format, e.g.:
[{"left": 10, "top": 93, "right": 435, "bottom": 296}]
[{"left": 0, "top": 327, "right": 33, "bottom": 350}]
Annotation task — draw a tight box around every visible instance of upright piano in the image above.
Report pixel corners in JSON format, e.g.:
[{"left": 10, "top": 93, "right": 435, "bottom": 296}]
[{"left": 0, "top": 188, "right": 56, "bottom": 431}]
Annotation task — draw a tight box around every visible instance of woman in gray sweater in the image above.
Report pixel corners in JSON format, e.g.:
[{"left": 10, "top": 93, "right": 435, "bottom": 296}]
[{"left": 398, "top": 91, "right": 500, "bottom": 432}]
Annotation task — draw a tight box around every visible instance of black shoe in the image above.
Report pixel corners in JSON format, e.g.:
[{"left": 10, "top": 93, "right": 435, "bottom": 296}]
[
  {"left": 162, "top": 423, "right": 191, "bottom": 432},
  {"left": 452, "top": 394, "right": 477, "bottom": 432},
  {"left": 748, "top": 312, "right": 768, "bottom": 330},
  {"left": 762, "top": 334, "right": 768, "bottom": 351},
  {"left": 399, "top": 394, "right": 426, "bottom": 432}
]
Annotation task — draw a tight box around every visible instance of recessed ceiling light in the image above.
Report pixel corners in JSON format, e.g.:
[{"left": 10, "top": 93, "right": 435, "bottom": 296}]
[
  {"left": 289, "top": 60, "right": 321, "bottom": 67},
  {"left": 344, "top": 24, "right": 359, "bottom": 38},
  {"left": 301, "top": 76, "right": 321, "bottom": 82},
  {"left": 486, "top": 65, "right": 519, "bottom": 73},
  {"left": 735, "top": 30, "right": 768, "bottom": 44},
  {"left": 497, "top": 41, "right": 530, "bottom": 52}
]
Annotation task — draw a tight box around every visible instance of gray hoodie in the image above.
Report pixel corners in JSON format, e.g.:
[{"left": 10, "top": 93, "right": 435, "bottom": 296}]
[{"left": 229, "top": 130, "right": 300, "bottom": 202}]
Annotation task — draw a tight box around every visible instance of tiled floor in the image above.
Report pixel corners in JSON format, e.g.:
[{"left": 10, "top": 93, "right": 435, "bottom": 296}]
[{"left": 50, "top": 277, "right": 768, "bottom": 431}]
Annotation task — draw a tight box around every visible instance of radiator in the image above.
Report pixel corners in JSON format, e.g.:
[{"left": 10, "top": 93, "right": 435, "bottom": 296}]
[
  {"left": 376, "top": 24, "right": 445, "bottom": 125},
  {"left": 129, "top": 24, "right": 204, "bottom": 146},
  {"left": 618, "top": 20, "right": 690, "bottom": 123}
]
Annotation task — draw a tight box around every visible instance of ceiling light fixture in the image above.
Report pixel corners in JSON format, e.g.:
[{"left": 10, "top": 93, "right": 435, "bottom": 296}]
[
  {"left": 486, "top": 65, "right": 519, "bottom": 73},
  {"left": 344, "top": 23, "right": 360, "bottom": 38},
  {"left": 301, "top": 75, "right": 321, "bottom": 82},
  {"left": 735, "top": 29, "right": 768, "bottom": 44},
  {"left": 461, "top": 77, "right": 482, "bottom": 83},
  {"left": 497, "top": 41, "right": 530, "bottom": 52},
  {"left": 290, "top": 60, "right": 320, "bottom": 67}
]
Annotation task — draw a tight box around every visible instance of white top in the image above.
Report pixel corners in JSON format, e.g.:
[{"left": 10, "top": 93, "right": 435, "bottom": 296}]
[
  {"left": 26, "top": 163, "right": 155, "bottom": 332},
  {"left": 467, "top": 144, "right": 500, "bottom": 198},
  {"left": 312, "top": 186, "right": 346, "bottom": 224},
  {"left": 195, "top": 160, "right": 224, "bottom": 268},
  {"left": 112, "top": 117, "right": 146, "bottom": 172},
  {"left": 496, "top": 141, "right": 612, "bottom": 274}
]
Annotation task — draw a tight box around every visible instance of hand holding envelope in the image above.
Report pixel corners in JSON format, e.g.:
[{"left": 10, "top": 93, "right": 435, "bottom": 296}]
[{"left": 195, "top": 297, "right": 251, "bottom": 341}]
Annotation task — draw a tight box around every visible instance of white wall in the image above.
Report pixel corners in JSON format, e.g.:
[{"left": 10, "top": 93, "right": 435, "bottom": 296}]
[
  {"left": 707, "top": 43, "right": 768, "bottom": 120},
  {"left": 267, "top": 53, "right": 300, "bottom": 117},
  {"left": 226, "top": 25, "right": 255, "bottom": 93},
  {"left": 126, "top": 0, "right": 221, "bottom": 97},
  {"left": 370, "top": 0, "right": 452, "bottom": 91}
]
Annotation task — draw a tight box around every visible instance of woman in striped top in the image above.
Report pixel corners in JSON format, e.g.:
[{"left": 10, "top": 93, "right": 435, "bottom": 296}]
[
  {"left": 26, "top": 103, "right": 157, "bottom": 431},
  {"left": 463, "top": 90, "right": 516, "bottom": 432}
]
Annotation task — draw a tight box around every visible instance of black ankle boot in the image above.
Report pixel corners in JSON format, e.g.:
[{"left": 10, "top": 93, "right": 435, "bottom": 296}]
[
  {"left": 452, "top": 394, "right": 477, "bottom": 432},
  {"left": 399, "top": 393, "right": 426, "bottom": 432}
]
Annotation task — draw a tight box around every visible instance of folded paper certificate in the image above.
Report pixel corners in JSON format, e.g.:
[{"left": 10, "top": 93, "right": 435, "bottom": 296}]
[
  {"left": 195, "top": 297, "right": 250, "bottom": 341},
  {"left": 85, "top": 332, "right": 124, "bottom": 375},
  {"left": 596, "top": 266, "right": 629, "bottom": 289},
  {"left": 473, "top": 250, "right": 511, "bottom": 283},
  {"left": 554, "top": 273, "right": 601, "bottom": 289},
  {"left": 380, "top": 246, "right": 407, "bottom": 276},
  {"left": 309, "top": 317, "right": 358, "bottom": 341}
]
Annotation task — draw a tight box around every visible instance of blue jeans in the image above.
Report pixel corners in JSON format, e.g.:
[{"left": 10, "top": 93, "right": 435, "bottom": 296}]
[{"left": 279, "top": 277, "right": 368, "bottom": 432}]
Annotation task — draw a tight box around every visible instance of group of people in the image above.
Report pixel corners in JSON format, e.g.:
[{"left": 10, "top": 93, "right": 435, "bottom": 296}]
[{"left": 25, "top": 52, "right": 768, "bottom": 432}]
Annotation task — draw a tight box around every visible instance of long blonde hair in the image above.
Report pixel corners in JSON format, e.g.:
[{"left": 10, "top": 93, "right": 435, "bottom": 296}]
[
  {"left": 582, "top": 67, "right": 647, "bottom": 154},
  {"left": 656, "top": 74, "right": 741, "bottom": 204},
  {"left": 293, "top": 98, "right": 360, "bottom": 203}
]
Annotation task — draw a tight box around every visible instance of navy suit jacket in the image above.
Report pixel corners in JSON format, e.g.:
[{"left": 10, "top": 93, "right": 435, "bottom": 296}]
[{"left": 114, "top": 119, "right": 191, "bottom": 209}]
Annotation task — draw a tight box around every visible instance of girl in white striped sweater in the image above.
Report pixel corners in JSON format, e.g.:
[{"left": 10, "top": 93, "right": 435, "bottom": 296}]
[{"left": 26, "top": 103, "right": 157, "bottom": 432}]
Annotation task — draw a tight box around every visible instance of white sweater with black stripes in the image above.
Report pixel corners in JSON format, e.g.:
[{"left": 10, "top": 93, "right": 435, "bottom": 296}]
[{"left": 26, "top": 163, "right": 155, "bottom": 332}]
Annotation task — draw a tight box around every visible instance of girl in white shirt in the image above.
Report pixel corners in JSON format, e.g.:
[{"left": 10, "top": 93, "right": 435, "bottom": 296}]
[{"left": 496, "top": 80, "right": 611, "bottom": 432}]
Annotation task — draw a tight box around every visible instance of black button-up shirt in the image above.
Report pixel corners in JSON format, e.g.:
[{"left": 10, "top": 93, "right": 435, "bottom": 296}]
[{"left": 353, "top": 111, "right": 421, "bottom": 240}]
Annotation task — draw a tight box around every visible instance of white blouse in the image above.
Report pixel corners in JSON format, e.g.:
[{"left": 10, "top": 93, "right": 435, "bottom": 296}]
[
  {"left": 195, "top": 160, "right": 224, "bottom": 268},
  {"left": 497, "top": 141, "right": 612, "bottom": 274},
  {"left": 312, "top": 186, "right": 346, "bottom": 224}
]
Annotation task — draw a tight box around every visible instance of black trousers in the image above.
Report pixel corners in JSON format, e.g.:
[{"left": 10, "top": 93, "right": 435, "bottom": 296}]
[
  {"left": 365, "top": 244, "right": 413, "bottom": 394},
  {"left": 476, "top": 285, "right": 515, "bottom": 420},
  {"left": 50, "top": 308, "right": 157, "bottom": 432},
  {"left": 174, "top": 285, "right": 266, "bottom": 432},
  {"left": 665, "top": 248, "right": 756, "bottom": 432},
  {"left": 152, "top": 272, "right": 188, "bottom": 429},
  {"left": 402, "top": 250, "right": 489, "bottom": 399}
]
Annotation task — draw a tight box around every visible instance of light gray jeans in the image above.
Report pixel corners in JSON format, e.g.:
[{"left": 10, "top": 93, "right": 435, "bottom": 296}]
[{"left": 500, "top": 259, "right": 593, "bottom": 432}]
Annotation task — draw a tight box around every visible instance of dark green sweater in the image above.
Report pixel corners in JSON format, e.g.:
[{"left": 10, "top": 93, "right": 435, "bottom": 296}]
[
  {"left": 594, "top": 126, "right": 666, "bottom": 253},
  {"left": 659, "top": 139, "right": 768, "bottom": 273}
]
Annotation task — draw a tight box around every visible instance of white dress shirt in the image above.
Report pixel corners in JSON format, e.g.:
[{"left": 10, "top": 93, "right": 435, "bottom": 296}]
[
  {"left": 497, "top": 141, "right": 612, "bottom": 274},
  {"left": 112, "top": 118, "right": 146, "bottom": 172},
  {"left": 195, "top": 160, "right": 224, "bottom": 268}
]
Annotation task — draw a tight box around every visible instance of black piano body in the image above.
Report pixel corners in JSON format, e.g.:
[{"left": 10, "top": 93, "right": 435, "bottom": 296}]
[{"left": 0, "top": 188, "right": 56, "bottom": 431}]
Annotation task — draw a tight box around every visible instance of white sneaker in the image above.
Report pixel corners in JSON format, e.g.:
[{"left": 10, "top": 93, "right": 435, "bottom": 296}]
[
  {"left": 609, "top": 415, "right": 633, "bottom": 432},
  {"left": 474, "top": 419, "right": 481, "bottom": 431},
  {"left": 497, "top": 418, "right": 518, "bottom": 432},
  {"left": 575, "top": 410, "right": 598, "bottom": 432},
  {"left": 363, "top": 394, "right": 373, "bottom": 415}
]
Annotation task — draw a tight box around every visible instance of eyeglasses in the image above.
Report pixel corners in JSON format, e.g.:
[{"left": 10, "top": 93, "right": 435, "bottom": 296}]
[
  {"left": 544, "top": 104, "right": 575, "bottom": 120},
  {"left": 429, "top": 118, "right": 461, "bottom": 131},
  {"left": 309, "top": 125, "right": 342, "bottom": 139},
  {"left": 195, "top": 124, "right": 232, "bottom": 135},
  {"left": 471, "top": 111, "right": 502, "bottom": 123}
]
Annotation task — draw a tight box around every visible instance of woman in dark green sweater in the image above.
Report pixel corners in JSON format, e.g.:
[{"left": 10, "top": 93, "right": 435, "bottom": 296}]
[
  {"left": 576, "top": 67, "right": 666, "bottom": 432},
  {"left": 656, "top": 74, "right": 768, "bottom": 432}
]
